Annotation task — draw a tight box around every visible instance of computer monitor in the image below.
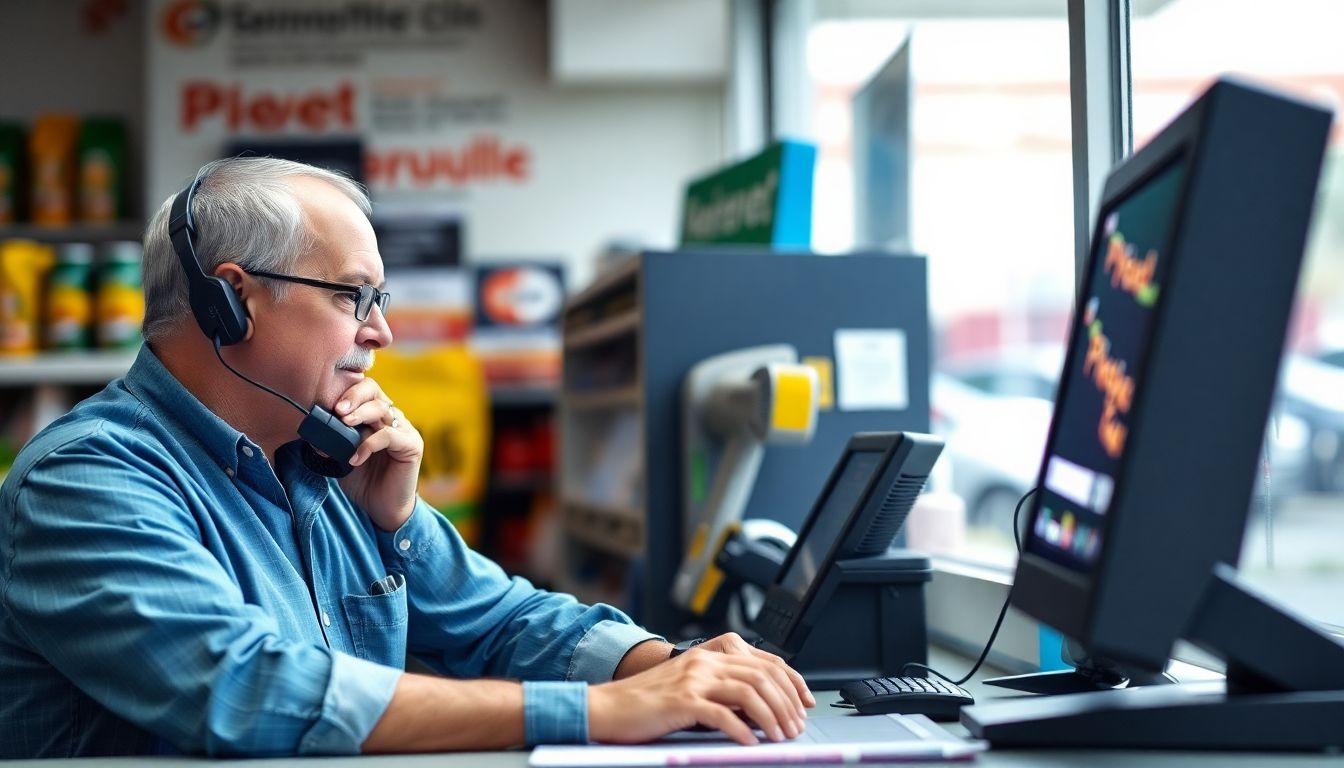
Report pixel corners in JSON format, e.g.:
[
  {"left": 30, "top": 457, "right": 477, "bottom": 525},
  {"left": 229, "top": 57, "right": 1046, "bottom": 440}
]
[
  {"left": 755, "top": 431, "right": 943, "bottom": 656},
  {"left": 962, "top": 77, "right": 1344, "bottom": 750}
]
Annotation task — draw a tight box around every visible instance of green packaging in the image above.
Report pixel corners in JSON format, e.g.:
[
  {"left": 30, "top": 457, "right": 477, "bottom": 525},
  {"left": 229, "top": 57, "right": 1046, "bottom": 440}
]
[
  {"left": 0, "top": 122, "right": 23, "bottom": 225},
  {"left": 78, "top": 117, "right": 126, "bottom": 224}
]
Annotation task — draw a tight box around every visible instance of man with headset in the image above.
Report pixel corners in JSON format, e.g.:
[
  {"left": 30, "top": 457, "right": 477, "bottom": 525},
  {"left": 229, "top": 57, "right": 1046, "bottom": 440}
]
[{"left": 0, "top": 157, "right": 812, "bottom": 758}]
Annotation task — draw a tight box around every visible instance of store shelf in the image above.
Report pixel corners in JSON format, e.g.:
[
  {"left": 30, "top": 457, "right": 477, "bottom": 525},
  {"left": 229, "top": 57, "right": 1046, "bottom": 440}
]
[
  {"left": 0, "top": 350, "right": 138, "bottom": 386},
  {"left": 563, "top": 386, "right": 640, "bottom": 411},
  {"left": 0, "top": 222, "right": 144, "bottom": 243},
  {"left": 490, "top": 471, "right": 554, "bottom": 492},
  {"left": 562, "top": 498, "right": 644, "bottom": 556},
  {"left": 564, "top": 310, "right": 639, "bottom": 350},
  {"left": 489, "top": 383, "right": 557, "bottom": 407}
]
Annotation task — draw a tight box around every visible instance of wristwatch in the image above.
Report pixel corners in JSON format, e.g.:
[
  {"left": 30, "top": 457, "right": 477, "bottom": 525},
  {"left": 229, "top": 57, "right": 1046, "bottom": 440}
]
[{"left": 669, "top": 637, "right": 708, "bottom": 658}]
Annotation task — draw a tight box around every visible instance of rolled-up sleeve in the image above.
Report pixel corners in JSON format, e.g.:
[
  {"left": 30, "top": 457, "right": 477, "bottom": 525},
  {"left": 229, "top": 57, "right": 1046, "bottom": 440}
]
[
  {"left": 568, "top": 620, "right": 664, "bottom": 683},
  {"left": 299, "top": 653, "right": 401, "bottom": 754},
  {"left": 377, "top": 502, "right": 659, "bottom": 743},
  {"left": 3, "top": 433, "right": 398, "bottom": 756}
]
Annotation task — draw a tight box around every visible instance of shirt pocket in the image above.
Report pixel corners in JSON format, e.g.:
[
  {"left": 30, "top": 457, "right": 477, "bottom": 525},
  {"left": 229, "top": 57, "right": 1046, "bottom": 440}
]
[{"left": 341, "top": 579, "right": 409, "bottom": 668}]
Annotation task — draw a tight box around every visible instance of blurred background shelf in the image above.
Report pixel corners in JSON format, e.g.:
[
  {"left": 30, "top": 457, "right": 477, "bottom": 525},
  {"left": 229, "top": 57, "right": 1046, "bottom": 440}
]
[
  {"left": 0, "top": 222, "right": 144, "bottom": 243},
  {"left": 564, "top": 311, "right": 639, "bottom": 350},
  {"left": 488, "top": 383, "right": 558, "bottom": 407},
  {"left": 562, "top": 498, "right": 645, "bottom": 556},
  {"left": 0, "top": 350, "right": 138, "bottom": 386},
  {"left": 563, "top": 386, "right": 641, "bottom": 410}
]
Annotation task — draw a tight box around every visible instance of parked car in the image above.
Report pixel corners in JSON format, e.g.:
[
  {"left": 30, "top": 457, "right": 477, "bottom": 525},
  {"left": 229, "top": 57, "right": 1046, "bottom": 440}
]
[
  {"left": 931, "top": 345, "right": 1316, "bottom": 533},
  {"left": 1276, "top": 353, "right": 1344, "bottom": 493},
  {"left": 930, "top": 372, "right": 1051, "bottom": 534}
]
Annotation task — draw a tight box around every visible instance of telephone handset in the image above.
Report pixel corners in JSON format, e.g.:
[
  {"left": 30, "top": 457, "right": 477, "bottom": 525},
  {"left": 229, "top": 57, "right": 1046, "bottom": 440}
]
[
  {"left": 211, "top": 336, "right": 370, "bottom": 479},
  {"left": 298, "top": 406, "right": 370, "bottom": 478},
  {"left": 169, "top": 167, "right": 370, "bottom": 480}
]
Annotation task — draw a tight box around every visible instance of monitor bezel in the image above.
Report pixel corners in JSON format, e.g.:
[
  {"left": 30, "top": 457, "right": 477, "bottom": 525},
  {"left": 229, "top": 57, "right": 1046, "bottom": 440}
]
[{"left": 1011, "top": 104, "right": 1200, "bottom": 645}]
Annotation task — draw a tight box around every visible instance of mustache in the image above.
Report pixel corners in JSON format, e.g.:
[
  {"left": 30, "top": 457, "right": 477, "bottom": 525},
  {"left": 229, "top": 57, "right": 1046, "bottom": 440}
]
[{"left": 336, "top": 348, "right": 374, "bottom": 372}]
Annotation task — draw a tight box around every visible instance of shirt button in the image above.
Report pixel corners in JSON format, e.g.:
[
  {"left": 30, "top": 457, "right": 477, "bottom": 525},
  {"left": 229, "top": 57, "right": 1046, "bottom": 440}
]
[
  {"left": 399, "top": 539, "right": 412, "bottom": 551},
  {"left": 224, "top": 467, "right": 235, "bottom": 478},
  {"left": 242, "top": 446, "right": 254, "bottom": 458},
  {"left": 321, "top": 611, "right": 331, "bottom": 627}
]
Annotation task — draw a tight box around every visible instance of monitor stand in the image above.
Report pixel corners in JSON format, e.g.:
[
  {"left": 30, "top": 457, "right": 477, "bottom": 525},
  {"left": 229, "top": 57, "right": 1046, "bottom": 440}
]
[
  {"left": 962, "top": 564, "right": 1344, "bottom": 750},
  {"left": 984, "top": 640, "right": 1177, "bottom": 695}
]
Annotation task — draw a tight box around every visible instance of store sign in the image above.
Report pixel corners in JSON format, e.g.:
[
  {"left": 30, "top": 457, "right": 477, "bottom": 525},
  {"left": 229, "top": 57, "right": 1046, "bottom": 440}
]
[
  {"left": 179, "top": 81, "right": 357, "bottom": 132},
  {"left": 679, "top": 140, "right": 816, "bottom": 248},
  {"left": 146, "top": 0, "right": 541, "bottom": 203},
  {"left": 474, "top": 264, "right": 564, "bottom": 330}
]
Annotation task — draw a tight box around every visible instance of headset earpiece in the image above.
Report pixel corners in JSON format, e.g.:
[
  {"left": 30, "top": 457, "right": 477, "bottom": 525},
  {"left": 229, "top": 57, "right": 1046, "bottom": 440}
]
[
  {"left": 168, "top": 172, "right": 251, "bottom": 346},
  {"left": 175, "top": 162, "right": 366, "bottom": 480}
]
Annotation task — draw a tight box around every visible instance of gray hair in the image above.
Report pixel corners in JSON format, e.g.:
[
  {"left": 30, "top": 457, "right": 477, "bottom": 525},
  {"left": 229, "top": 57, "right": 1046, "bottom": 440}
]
[{"left": 142, "top": 156, "right": 372, "bottom": 343}]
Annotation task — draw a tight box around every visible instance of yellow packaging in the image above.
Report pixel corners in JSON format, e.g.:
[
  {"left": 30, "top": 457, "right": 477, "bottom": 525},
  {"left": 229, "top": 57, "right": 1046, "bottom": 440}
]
[
  {"left": 0, "top": 240, "right": 56, "bottom": 355},
  {"left": 29, "top": 115, "right": 80, "bottom": 227},
  {"left": 369, "top": 345, "right": 489, "bottom": 546}
]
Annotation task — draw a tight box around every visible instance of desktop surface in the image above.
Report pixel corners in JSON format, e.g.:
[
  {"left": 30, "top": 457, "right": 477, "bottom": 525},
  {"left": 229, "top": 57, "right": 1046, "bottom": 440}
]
[{"left": 9, "top": 645, "right": 1339, "bottom": 768}]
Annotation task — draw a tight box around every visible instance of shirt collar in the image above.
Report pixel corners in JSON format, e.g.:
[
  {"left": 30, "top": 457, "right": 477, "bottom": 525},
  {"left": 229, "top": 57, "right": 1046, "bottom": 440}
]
[{"left": 123, "top": 344, "right": 259, "bottom": 476}]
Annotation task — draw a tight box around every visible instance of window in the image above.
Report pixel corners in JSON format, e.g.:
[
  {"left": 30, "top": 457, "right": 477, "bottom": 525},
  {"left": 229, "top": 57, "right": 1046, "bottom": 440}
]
[
  {"left": 805, "top": 12, "right": 1075, "bottom": 569},
  {"left": 1132, "top": 0, "right": 1344, "bottom": 631}
]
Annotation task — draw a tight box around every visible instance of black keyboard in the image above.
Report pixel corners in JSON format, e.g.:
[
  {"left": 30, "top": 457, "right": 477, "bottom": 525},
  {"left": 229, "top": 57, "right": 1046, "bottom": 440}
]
[{"left": 838, "top": 675, "right": 975, "bottom": 720}]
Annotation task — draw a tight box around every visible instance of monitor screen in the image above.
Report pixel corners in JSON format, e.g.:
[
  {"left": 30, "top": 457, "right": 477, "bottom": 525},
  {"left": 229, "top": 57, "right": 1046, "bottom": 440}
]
[
  {"left": 777, "top": 449, "right": 885, "bottom": 600},
  {"left": 1025, "top": 157, "right": 1188, "bottom": 573}
]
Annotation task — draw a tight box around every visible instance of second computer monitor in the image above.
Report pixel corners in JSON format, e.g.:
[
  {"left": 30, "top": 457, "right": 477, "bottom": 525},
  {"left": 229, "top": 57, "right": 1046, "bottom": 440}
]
[
  {"left": 756, "top": 431, "right": 943, "bottom": 654},
  {"left": 1010, "top": 77, "right": 1332, "bottom": 674}
]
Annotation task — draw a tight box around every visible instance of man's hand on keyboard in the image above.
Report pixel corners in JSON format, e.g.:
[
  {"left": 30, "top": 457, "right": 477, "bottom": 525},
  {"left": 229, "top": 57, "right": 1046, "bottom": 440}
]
[{"left": 588, "top": 632, "right": 814, "bottom": 746}]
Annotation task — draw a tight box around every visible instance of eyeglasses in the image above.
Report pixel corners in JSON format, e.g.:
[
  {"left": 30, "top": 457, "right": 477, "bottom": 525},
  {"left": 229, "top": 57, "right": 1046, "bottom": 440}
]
[{"left": 245, "top": 269, "right": 391, "bottom": 322}]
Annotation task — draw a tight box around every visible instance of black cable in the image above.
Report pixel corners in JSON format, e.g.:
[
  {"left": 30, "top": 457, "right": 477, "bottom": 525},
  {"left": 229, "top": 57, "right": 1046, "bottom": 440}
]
[
  {"left": 212, "top": 335, "right": 309, "bottom": 416},
  {"left": 211, "top": 336, "right": 332, "bottom": 647},
  {"left": 900, "top": 487, "right": 1039, "bottom": 687}
]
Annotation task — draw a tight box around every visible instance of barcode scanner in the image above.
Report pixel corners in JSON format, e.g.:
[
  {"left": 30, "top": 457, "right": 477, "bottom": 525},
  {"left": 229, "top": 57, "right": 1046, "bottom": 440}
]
[{"left": 169, "top": 166, "right": 368, "bottom": 479}]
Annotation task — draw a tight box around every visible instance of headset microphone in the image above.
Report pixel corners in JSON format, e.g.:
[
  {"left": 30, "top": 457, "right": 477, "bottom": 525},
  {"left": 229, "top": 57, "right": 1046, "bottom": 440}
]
[
  {"left": 210, "top": 337, "right": 366, "bottom": 477},
  {"left": 171, "top": 166, "right": 367, "bottom": 479}
]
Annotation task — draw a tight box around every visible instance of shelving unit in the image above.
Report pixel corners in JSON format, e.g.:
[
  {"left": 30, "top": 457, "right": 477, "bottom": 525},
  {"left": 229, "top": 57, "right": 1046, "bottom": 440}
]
[
  {"left": 0, "top": 350, "right": 138, "bottom": 386},
  {"left": 1, "top": 223, "right": 147, "bottom": 476},
  {"left": 0, "top": 222, "right": 144, "bottom": 243},
  {"left": 558, "top": 250, "right": 932, "bottom": 636}
]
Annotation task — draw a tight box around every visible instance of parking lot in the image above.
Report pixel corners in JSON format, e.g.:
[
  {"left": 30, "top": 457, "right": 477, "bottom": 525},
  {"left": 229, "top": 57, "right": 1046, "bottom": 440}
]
[{"left": 1241, "top": 493, "right": 1344, "bottom": 629}]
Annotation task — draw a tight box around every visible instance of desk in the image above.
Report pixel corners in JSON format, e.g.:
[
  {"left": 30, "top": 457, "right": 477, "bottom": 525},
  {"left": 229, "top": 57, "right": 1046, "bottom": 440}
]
[{"left": 8, "top": 645, "right": 1340, "bottom": 767}]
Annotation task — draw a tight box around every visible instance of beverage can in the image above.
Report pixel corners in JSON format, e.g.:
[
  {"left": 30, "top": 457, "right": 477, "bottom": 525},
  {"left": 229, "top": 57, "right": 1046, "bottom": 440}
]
[
  {"left": 96, "top": 240, "right": 144, "bottom": 349},
  {"left": 45, "top": 242, "right": 95, "bottom": 350}
]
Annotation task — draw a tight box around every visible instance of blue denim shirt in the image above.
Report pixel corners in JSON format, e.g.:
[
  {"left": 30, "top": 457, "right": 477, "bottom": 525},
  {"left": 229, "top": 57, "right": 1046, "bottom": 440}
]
[{"left": 0, "top": 345, "right": 658, "bottom": 758}]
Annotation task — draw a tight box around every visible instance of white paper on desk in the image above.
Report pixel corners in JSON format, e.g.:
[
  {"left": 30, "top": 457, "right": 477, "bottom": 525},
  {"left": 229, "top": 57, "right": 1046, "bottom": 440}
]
[{"left": 529, "top": 713, "right": 985, "bottom": 766}]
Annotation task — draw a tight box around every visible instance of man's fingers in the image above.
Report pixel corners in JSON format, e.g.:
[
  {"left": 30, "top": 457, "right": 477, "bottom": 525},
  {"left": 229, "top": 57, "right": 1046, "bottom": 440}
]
[
  {"left": 335, "top": 379, "right": 386, "bottom": 414},
  {"left": 750, "top": 647, "right": 815, "bottom": 708},
  {"left": 341, "top": 397, "right": 394, "bottom": 427},
  {"left": 696, "top": 703, "right": 758, "bottom": 746},
  {"left": 737, "top": 667, "right": 802, "bottom": 739},
  {"left": 757, "top": 660, "right": 808, "bottom": 728},
  {"left": 710, "top": 653, "right": 806, "bottom": 722},
  {"left": 710, "top": 680, "right": 787, "bottom": 742}
]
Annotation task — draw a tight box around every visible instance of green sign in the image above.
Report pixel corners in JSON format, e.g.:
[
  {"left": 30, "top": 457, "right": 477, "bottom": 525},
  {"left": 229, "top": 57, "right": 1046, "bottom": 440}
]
[{"left": 679, "top": 140, "right": 816, "bottom": 248}]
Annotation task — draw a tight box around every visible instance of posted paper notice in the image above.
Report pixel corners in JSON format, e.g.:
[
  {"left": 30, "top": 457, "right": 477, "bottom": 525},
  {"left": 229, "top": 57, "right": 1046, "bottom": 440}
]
[{"left": 835, "top": 329, "right": 908, "bottom": 411}]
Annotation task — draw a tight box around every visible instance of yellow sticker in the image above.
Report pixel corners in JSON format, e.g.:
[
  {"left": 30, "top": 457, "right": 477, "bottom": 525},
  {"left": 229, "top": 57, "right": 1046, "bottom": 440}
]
[
  {"left": 803, "top": 356, "right": 834, "bottom": 411},
  {"left": 770, "top": 369, "right": 814, "bottom": 432}
]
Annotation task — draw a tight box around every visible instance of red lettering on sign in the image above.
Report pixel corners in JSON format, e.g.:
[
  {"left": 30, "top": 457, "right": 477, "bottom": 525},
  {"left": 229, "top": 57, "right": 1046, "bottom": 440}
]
[
  {"left": 180, "top": 81, "right": 356, "bottom": 133},
  {"left": 366, "top": 137, "right": 532, "bottom": 189}
]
